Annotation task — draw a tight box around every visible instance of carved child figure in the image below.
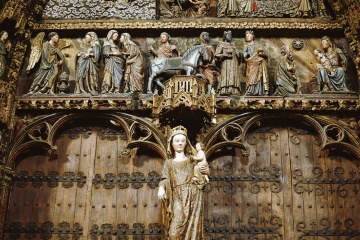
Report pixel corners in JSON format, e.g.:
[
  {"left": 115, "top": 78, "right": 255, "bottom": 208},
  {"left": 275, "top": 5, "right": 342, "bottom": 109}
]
[
  {"left": 314, "top": 49, "right": 334, "bottom": 74},
  {"left": 192, "top": 142, "right": 209, "bottom": 184}
]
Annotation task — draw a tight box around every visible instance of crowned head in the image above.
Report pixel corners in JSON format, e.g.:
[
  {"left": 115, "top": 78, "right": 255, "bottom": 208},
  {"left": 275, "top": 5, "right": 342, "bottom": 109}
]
[
  {"left": 169, "top": 125, "right": 187, "bottom": 139},
  {"left": 167, "top": 125, "right": 193, "bottom": 157},
  {"left": 245, "top": 30, "right": 255, "bottom": 42}
]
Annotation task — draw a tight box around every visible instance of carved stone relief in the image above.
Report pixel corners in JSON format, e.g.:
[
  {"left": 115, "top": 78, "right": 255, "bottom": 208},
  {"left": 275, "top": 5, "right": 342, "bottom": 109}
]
[
  {"left": 40, "top": 0, "right": 334, "bottom": 19},
  {"left": 16, "top": 35, "right": 358, "bottom": 96},
  {"left": 42, "top": 0, "right": 156, "bottom": 20}
]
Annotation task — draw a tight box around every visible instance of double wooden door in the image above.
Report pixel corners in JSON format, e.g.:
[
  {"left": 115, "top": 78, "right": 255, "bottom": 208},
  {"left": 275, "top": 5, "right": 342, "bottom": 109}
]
[{"left": 4, "top": 123, "right": 360, "bottom": 239}]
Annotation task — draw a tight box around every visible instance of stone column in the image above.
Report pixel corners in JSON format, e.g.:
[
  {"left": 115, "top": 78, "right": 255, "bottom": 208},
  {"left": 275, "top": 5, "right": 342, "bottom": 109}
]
[{"left": 0, "top": 165, "right": 14, "bottom": 239}]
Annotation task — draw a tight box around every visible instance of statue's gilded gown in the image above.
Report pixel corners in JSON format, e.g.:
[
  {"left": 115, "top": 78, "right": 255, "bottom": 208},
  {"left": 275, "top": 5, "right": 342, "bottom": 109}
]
[{"left": 160, "top": 158, "right": 204, "bottom": 240}]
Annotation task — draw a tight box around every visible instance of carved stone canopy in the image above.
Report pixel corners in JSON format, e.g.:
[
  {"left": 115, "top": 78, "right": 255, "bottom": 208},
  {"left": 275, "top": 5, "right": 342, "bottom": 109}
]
[{"left": 152, "top": 76, "right": 216, "bottom": 127}]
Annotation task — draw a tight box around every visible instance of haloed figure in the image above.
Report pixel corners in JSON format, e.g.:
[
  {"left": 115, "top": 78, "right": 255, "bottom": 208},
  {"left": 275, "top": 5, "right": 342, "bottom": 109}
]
[
  {"left": 75, "top": 32, "right": 101, "bottom": 94},
  {"left": 243, "top": 30, "right": 269, "bottom": 96},
  {"left": 314, "top": 36, "right": 349, "bottom": 92},
  {"left": 120, "top": 33, "right": 144, "bottom": 93},
  {"left": 102, "top": 30, "right": 126, "bottom": 94}
]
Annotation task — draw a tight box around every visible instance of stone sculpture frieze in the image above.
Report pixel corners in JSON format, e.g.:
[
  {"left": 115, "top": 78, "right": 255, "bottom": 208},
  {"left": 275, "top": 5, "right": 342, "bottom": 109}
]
[{"left": 17, "top": 33, "right": 358, "bottom": 97}]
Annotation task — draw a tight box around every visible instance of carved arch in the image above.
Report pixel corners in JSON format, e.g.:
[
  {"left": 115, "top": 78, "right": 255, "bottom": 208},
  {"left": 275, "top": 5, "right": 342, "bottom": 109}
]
[
  {"left": 203, "top": 112, "right": 360, "bottom": 159},
  {"left": 5, "top": 112, "right": 167, "bottom": 167}
]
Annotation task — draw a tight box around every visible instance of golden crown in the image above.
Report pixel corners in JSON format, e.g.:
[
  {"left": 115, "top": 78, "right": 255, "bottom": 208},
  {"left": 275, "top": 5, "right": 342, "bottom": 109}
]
[{"left": 169, "top": 125, "right": 187, "bottom": 139}]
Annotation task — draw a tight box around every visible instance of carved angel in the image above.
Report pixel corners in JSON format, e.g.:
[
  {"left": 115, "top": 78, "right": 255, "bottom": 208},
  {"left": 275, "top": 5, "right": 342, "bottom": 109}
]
[{"left": 27, "top": 32, "right": 70, "bottom": 94}]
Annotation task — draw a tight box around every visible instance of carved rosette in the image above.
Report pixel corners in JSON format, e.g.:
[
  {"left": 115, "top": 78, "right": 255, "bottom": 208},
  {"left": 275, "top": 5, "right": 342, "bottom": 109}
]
[{"left": 152, "top": 76, "right": 216, "bottom": 123}]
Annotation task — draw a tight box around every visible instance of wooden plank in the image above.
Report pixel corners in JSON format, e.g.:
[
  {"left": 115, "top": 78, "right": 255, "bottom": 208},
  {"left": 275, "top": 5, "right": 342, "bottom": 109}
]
[
  {"left": 323, "top": 148, "right": 338, "bottom": 232},
  {"left": 73, "top": 128, "right": 97, "bottom": 237},
  {"left": 136, "top": 153, "right": 163, "bottom": 229},
  {"left": 301, "top": 132, "right": 317, "bottom": 237},
  {"left": 240, "top": 132, "right": 258, "bottom": 239},
  {"left": 52, "top": 132, "right": 81, "bottom": 228},
  {"left": 14, "top": 153, "right": 51, "bottom": 228},
  {"left": 311, "top": 133, "right": 328, "bottom": 234},
  {"left": 279, "top": 127, "right": 294, "bottom": 239},
  {"left": 333, "top": 153, "right": 346, "bottom": 233},
  {"left": 91, "top": 128, "right": 118, "bottom": 228},
  {"left": 232, "top": 147, "right": 245, "bottom": 234},
  {"left": 345, "top": 154, "right": 360, "bottom": 229},
  {"left": 259, "top": 131, "right": 273, "bottom": 234},
  {"left": 221, "top": 154, "right": 234, "bottom": 230},
  {"left": 289, "top": 128, "right": 306, "bottom": 239},
  {"left": 269, "top": 128, "right": 285, "bottom": 239},
  {"left": 116, "top": 143, "right": 137, "bottom": 229}
]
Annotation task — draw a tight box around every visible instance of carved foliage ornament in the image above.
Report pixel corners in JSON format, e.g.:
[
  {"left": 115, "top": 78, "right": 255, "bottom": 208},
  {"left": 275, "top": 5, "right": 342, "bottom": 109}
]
[
  {"left": 42, "top": 0, "right": 156, "bottom": 20},
  {"left": 33, "top": 21, "right": 343, "bottom": 30}
]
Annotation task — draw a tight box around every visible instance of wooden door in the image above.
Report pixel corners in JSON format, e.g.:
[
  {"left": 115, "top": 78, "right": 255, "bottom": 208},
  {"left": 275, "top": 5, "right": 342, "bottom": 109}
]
[
  {"left": 4, "top": 121, "right": 360, "bottom": 239},
  {"left": 204, "top": 123, "right": 360, "bottom": 239},
  {"left": 4, "top": 123, "right": 164, "bottom": 239}
]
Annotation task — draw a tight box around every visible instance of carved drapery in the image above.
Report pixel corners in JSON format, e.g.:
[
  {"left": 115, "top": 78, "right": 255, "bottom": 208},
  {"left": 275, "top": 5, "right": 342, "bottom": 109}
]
[
  {"left": 0, "top": 81, "right": 15, "bottom": 127},
  {"left": 327, "top": 0, "right": 360, "bottom": 89},
  {"left": 0, "top": 165, "right": 15, "bottom": 240}
]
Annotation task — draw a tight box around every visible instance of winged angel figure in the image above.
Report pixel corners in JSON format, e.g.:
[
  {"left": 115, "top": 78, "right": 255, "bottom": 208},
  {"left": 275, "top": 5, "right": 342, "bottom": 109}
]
[{"left": 26, "top": 32, "right": 70, "bottom": 94}]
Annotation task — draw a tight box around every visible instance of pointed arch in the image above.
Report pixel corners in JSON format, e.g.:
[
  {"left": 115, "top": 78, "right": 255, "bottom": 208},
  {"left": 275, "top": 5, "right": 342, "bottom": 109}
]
[
  {"left": 5, "top": 112, "right": 167, "bottom": 167},
  {"left": 203, "top": 112, "right": 360, "bottom": 159}
]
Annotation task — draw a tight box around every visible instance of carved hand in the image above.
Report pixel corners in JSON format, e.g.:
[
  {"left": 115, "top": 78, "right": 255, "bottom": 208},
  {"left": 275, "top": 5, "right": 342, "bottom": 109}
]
[
  {"left": 200, "top": 165, "right": 210, "bottom": 175},
  {"left": 158, "top": 186, "right": 166, "bottom": 201}
]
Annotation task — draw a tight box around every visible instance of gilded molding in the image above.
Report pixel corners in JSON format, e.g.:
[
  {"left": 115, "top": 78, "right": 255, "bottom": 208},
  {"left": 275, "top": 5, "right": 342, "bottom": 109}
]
[
  {"left": 15, "top": 95, "right": 359, "bottom": 111},
  {"left": 15, "top": 98, "right": 153, "bottom": 111},
  {"left": 33, "top": 20, "right": 343, "bottom": 30},
  {"left": 0, "top": 166, "right": 15, "bottom": 240},
  {"left": 0, "top": 81, "right": 15, "bottom": 127},
  {"left": 0, "top": 166, "right": 15, "bottom": 189}
]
